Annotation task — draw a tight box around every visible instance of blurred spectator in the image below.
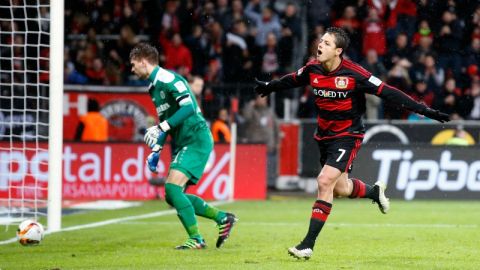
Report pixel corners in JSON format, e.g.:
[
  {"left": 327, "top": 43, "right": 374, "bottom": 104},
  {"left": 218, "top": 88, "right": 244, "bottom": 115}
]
[
  {"left": 260, "top": 32, "right": 280, "bottom": 80},
  {"left": 202, "top": 86, "right": 218, "bottom": 121},
  {"left": 245, "top": 2, "right": 281, "bottom": 47},
  {"left": 184, "top": 25, "right": 210, "bottom": 77},
  {"left": 407, "top": 79, "right": 435, "bottom": 121},
  {"left": 86, "top": 58, "right": 107, "bottom": 85},
  {"left": 161, "top": 0, "right": 181, "bottom": 34},
  {"left": 159, "top": 32, "right": 193, "bottom": 76},
  {"left": 411, "top": 28, "right": 435, "bottom": 66},
  {"left": 366, "top": 0, "right": 399, "bottom": 42},
  {"left": 222, "top": 0, "right": 246, "bottom": 31},
  {"left": 306, "top": 0, "right": 334, "bottom": 29},
  {"left": 362, "top": 8, "right": 386, "bottom": 58},
  {"left": 384, "top": 32, "right": 412, "bottom": 69},
  {"left": 395, "top": 0, "right": 417, "bottom": 38},
  {"left": 278, "top": 3, "right": 301, "bottom": 72},
  {"left": 465, "top": 81, "right": 480, "bottom": 120},
  {"left": 384, "top": 60, "right": 412, "bottom": 119},
  {"left": 334, "top": 5, "right": 362, "bottom": 60},
  {"left": 410, "top": 79, "right": 435, "bottom": 107},
  {"left": 242, "top": 95, "right": 280, "bottom": 190},
  {"left": 223, "top": 20, "right": 252, "bottom": 82},
  {"left": 211, "top": 108, "right": 231, "bottom": 143},
  {"left": 434, "top": 78, "right": 462, "bottom": 118},
  {"left": 361, "top": 49, "right": 387, "bottom": 119},
  {"left": 411, "top": 20, "right": 433, "bottom": 47},
  {"left": 411, "top": 53, "right": 444, "bottom": 93},
  {"left": 189, "top": 75, "right": 204, "bottom": 109},
  {"left": 436, "top": 9, "right": 463, "bottom": 78},
  {"left": 75, "top": 99, "right": 108, "bottom": 142},
  {"left": 464, "top": 38, "right": 480, "bottom": 69}
]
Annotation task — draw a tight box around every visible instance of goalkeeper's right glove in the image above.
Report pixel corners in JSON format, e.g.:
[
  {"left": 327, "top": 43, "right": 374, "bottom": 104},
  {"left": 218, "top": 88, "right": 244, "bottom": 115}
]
[{"left": 254, "top": 78, "right": 274, "bottom": 97}]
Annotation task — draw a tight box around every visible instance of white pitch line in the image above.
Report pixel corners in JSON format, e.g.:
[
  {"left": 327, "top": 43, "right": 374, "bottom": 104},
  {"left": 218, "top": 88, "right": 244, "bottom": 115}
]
[
  {"left": 0, "top": 201, "right": 231, "bottom": 246},
  {"left": 116, "top": 221, "right": 478, "bottom": 229}
]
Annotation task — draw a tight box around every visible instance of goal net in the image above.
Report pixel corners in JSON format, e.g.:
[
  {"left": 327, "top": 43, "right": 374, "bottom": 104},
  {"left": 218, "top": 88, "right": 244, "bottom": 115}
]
[{"left": 0, "top": 0, "right": 63, "bottom": 232}]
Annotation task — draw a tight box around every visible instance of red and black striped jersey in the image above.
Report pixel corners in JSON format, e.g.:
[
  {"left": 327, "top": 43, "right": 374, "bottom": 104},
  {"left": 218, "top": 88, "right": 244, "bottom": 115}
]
[{"left": 268, "top": 58, "right": 425, "bottom": 141}]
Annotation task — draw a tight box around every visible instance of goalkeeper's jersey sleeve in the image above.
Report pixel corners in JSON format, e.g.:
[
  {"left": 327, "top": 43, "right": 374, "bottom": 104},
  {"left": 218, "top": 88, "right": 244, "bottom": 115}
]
[{"left": 147, "top": 66, "right": 208, "bottom": 147}]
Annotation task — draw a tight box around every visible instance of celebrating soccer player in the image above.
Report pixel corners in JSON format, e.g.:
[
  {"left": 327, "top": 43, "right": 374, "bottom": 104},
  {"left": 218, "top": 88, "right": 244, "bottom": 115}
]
[
  {"left": 130, "top": 43, "right": 237, "bottom": 249},
  {"left": 254, "top": 27, "right": 449, "bottom": 260}
]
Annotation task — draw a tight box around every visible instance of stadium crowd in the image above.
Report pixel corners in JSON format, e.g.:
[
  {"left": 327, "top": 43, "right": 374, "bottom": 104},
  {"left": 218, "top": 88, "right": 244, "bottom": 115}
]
[{"left": 61, "top": 0, "right": 480, "bottom": 121}]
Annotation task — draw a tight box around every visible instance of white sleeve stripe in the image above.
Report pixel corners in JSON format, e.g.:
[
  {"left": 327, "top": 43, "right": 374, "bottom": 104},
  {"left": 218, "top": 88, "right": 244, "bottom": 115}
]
[{"left": 179, "top": 97, "right": 193, "bottom": 106}]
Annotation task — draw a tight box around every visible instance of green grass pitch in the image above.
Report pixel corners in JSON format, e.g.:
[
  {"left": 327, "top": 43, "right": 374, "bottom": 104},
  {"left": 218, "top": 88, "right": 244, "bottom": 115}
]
[{"left": 1, "top": 199, "right": 479, "bottom": 269}]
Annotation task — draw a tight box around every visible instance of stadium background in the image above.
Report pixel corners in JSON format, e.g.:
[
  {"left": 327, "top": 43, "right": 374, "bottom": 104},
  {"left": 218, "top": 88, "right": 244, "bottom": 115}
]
[
  {"left": 0, "top": 1, "right": 480, "bottom": 269},
  {"left": 2, "top": 0, "right": 480, "bottom": 200}
]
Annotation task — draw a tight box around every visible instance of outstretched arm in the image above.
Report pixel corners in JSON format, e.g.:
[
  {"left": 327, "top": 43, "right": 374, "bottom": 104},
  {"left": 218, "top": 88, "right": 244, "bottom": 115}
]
[
  {"left": 378, "top": 84, "right": 450, "bottom": 123},
  {"left": 255, "top": 69, "right": 309, "bottom": 97}
]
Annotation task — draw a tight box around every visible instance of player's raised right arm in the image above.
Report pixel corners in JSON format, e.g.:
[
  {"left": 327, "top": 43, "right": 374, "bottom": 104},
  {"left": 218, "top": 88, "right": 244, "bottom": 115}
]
[{"left": 254, "top": 67, "right": 310, "bottom": 97}]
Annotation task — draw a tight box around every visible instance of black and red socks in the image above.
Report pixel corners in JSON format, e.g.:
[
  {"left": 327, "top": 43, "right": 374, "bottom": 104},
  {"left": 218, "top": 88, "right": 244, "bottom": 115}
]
[
  {"left": 296, "top": 200, "right": 332, "bottom": 250},
  {"left": 349, "top": 178, "right": 375, "bottom": 199}
]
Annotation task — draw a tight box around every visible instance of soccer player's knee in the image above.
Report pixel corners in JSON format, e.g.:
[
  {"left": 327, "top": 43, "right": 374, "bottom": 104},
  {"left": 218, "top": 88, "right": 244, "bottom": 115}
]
[{"left": 316, "top": 175, "right": 334, "bottom": 191}]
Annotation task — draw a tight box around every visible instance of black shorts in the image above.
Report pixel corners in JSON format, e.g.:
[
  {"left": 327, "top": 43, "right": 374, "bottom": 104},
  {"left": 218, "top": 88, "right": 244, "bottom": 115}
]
[{"left": 317, "top": 137, "right": 363, "bottom": 173}]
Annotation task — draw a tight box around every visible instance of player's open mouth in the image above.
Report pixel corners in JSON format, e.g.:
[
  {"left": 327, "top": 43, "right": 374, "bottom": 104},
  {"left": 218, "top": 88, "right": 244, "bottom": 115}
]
[{"left": 317, "top": 50, "right": 322, "bottom": 55}]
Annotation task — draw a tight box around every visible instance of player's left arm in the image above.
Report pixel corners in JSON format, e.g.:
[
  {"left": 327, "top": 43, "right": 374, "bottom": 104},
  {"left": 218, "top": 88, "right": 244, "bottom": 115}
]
[{"left": 360, "top": 75, "right": 450, "bottom": 123}]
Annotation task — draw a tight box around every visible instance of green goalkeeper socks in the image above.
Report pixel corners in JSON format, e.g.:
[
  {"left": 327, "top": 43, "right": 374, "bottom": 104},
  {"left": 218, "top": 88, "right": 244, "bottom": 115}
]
[
  {"left": 186, "top": 194, "right": 227, "bottom": 224},
  {"left": 165, "top": 183, "right": 202, "bottom": 240}
]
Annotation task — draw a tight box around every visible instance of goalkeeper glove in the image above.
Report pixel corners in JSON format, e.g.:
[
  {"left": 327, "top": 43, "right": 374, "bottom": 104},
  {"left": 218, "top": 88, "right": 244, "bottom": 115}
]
[
  {"left": 144, "top": 121, "right": 170, "bottom": 148},
  {"left": 420, "top": 107, "right": 450, "bottom": 123},
  {"left": 254, "top": 78, "right": 274, "bottom": 97},
  {"left": 146, "top": 150, "right": 161, "bottom": 173}
]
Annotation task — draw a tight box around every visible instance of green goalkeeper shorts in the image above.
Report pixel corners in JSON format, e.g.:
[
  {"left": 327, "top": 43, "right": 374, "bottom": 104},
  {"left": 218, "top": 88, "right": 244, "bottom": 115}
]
[{"left": 169, "top": 128, "right": 214, "bottom": 184}]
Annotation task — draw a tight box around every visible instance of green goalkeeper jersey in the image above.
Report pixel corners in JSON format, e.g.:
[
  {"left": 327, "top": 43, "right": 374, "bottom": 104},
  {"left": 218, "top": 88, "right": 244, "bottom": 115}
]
[{"left": 147, "top": 66, "right": 208, "bottom": 147}]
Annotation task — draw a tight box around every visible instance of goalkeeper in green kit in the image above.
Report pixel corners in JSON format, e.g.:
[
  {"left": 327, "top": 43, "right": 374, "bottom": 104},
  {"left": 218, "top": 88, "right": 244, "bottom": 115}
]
[{"left": 129, "top": 43, "right": 237, "bottom": 249}]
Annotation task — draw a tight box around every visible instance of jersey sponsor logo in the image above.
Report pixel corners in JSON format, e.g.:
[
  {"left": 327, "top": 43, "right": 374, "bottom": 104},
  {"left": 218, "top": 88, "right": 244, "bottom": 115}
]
[
  {"left": 313, "top": 78, "right": 318, "bottom": 84},
  {"left": 368, "top": 75, "right": 382, "bottom": 86},
  {"left": 335, "top": 77, "right": 349, "bottom": 89},
  {"left": 156, "top": 103, "right": 170, "bottom": 115},
  {"left": 313, "top": 88, "right": 349, "bottom": 99}
]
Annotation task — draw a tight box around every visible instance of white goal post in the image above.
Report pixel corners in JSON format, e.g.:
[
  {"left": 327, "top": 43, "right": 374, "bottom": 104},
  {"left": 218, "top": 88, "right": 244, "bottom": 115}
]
[
  {"left": 0, "top": 0, "right": 63, "bottom": 231},
  {"left": 48, "top": 0, "right": 64, "bottom": 232}
]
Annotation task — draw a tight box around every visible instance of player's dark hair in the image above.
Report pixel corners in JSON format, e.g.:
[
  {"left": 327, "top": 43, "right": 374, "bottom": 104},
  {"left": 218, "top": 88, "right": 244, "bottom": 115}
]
[
  {"left": 129, "top": 43, "right": 159, "bottom": 64},
  {"left": 326, "top": 27, "right": 350, "bottom": 55}
]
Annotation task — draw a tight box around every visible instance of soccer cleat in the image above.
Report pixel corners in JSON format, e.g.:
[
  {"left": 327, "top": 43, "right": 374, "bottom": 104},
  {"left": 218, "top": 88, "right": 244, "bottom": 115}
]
[
  {"left": 288, "top": 246, "right": 313, "bottom": 260},
  {"left": 216, "top": 213, "right": 238, "bottom": 248},
  {"left": 372, "top": 181, "right": 390, "bottom": 214},
  {"left": 175, "top": 238, "right": 206, "bottom": 250}
]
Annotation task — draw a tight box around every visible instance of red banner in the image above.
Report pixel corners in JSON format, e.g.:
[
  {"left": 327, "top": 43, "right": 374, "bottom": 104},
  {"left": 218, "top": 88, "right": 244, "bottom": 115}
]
[
  {"left": 0, "top": 142, "right": 266, "bottom": 200},
  {"left": 63, "top": 91, "right": 156, "bottom": 141}
]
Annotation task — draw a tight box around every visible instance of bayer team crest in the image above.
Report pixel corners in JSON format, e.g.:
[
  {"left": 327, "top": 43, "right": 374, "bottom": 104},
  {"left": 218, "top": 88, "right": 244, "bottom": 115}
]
[{"left": 335, "top": 77, "right": 349, "bottom": 89}]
